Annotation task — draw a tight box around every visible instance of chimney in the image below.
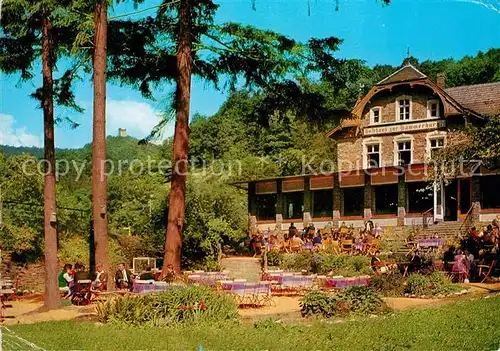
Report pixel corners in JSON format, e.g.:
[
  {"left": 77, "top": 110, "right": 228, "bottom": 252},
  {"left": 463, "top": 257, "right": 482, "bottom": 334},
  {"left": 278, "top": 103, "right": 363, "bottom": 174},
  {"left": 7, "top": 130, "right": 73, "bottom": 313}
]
[{"left": 437, "top": 72, "right": 446, "bottom": 89}]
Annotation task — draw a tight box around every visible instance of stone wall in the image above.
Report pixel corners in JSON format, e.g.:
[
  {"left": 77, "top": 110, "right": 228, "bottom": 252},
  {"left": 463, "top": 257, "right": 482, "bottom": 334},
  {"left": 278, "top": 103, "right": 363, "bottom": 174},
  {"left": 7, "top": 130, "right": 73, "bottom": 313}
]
[
  {"left": 361, "top": 89, "right": 441, "bottom": 127},
  {"left": 338, "top": 131, "right": 435, "bottom": 171},
  {"left": 336, "top": 86, "right": 453, "bottom": 172}
]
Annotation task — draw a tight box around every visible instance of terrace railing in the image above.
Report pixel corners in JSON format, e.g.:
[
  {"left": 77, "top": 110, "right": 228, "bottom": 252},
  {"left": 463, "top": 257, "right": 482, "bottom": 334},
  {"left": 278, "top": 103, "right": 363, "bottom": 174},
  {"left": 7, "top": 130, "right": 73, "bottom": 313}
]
[
  {"left": 459, "top": 205, "right": 475, "bottom": 238},
  {"left": 422, "top": 207, "right": 434, "bottom": 230}
]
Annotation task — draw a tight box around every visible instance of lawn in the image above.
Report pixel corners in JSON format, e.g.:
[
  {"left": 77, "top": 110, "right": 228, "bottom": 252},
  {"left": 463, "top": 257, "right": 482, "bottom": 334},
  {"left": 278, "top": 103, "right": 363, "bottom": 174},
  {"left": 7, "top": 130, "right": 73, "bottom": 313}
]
[{"left": 4, "top": 296, "right": 500, "bottom": 351}]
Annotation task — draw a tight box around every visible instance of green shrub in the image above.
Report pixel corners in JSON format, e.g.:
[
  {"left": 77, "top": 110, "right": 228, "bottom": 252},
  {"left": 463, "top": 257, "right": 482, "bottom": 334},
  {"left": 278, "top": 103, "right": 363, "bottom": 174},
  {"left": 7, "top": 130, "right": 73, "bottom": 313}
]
[
  {"left": 266, "top": 251, "right": 283, "bottom": 267},
  {"left": 96, "top": 286, "right": 237, "bottom": 326},
  {"left": 405, "top": 272, "right": 460, "bottom": 296},
  {"left": 300, "top": 287, "right": 388, "bottom": 318},
  {"left": 281, "top": 252, "right": 313, "bottom": 272},
  {"left": 370, "top": 273, "right": 406, "bottom": 296},
  {"left": 300, "top": 291, "right": 337, "bottom": 318},
  {"left": 338, "top": 286, "right": 388, "bottom": 314},
  {"left": 280, "top": 253, "right": 372, "bottom": 276}
]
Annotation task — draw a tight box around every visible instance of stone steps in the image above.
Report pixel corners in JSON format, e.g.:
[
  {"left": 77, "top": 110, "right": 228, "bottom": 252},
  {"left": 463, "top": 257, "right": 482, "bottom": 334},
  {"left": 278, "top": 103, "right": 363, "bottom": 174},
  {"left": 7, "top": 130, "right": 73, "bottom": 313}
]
[{"left": 220, "top": 257, "right": 262, "bottom": 282}]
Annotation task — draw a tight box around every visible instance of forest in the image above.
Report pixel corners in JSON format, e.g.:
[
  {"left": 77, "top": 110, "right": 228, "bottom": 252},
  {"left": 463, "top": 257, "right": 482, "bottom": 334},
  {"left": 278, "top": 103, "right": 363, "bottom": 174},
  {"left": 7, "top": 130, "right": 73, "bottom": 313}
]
[{"left": 1, "top": 48, "right": 500, "bottom": 269}]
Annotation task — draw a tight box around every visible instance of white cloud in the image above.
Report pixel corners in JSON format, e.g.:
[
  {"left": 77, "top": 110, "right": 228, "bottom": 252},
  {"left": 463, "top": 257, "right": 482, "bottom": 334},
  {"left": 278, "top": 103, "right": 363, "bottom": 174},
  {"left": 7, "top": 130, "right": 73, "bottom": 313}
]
[
  {"left": 0, "top": 114, "right": 42, "bottom": 147},
  {"left": 106, "top": 99, "right": 174, "bottom": 140}
]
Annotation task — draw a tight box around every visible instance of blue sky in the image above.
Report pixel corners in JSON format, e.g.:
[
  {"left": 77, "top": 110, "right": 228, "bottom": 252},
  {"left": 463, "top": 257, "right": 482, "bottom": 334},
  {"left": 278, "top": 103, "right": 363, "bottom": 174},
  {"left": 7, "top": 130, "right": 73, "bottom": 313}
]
[{"left": 1, "top": 0, "right": 499, "bottom": 149}]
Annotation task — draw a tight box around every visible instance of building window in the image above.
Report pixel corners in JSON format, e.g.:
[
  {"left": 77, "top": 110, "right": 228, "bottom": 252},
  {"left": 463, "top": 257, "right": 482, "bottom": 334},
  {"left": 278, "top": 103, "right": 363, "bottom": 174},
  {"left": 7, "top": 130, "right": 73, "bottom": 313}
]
[
  {"left": 407, "top": 182, "right": 433, "bottom": 213},
  {"left": 366, "top": 143, "right": 380, "bottom": 168},
  {"left": 397, "top": 141, "right": 412, "bottom": 166},
  {"left": 256, "top": 194, "right": 276, "bottom": 220},
  {"left": 373, "top": 184, "right": 398, "bottom": 215},
  {"left": 312, "top": 189, "right": 333, "bottom": 218},
  {"left": 370, "top": 107, "right": 381, "bottom": 124},
  {"left": 284, "top": 192, "right": 304, "bottom": 219},
  {"left": 342, "top": 187, "right": 364, "bottom": 217},
  {"left": 427, "top": 99, "right": 440, "bottom": 118},
  {"left": 396, "top": 96, "right": 411, "bottom": 121},
  {"left": 429, "top": 137, "right": 445, "bottom": 158}
]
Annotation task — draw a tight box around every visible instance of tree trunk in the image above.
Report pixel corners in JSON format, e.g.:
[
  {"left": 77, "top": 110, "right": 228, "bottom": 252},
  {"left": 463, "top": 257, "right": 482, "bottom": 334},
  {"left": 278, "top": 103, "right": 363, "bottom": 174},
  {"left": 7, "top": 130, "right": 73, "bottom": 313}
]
[
  {"left": 92, "top": 0, "right": 110, "bottom": 289},
  {"left": 162, "top": 0, "right": 193, "bottom": 275},
  {"left": 41, "top": 14, "right": 61, "bottom": 310}
]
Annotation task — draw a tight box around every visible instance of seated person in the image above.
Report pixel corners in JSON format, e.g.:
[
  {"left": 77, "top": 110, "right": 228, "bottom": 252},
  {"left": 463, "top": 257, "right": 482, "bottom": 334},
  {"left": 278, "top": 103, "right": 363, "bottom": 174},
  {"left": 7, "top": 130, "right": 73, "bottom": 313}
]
[
  {"left": 269, "top": 234, "right": 280, "bottom": 247},
  {"left": 115, "top": 263, "right": 134, "bottom": 290},
  {"left": 313, "top": 230, "right": 322, "bottom": 246},
  {"left": 288, "top": 223, "right": 297, "bottom": 238},
  {"left": 443, "top": 247, "right": 456, "bottom": 272},
  {"left": 305, "top": 223, "right": 316, "bottom": 237},
  {"left": 139, "top": 266, "right": 156, "bottom": 281},
  {"left": 373, "top": 223, "right": 384, "bottom": 238},
  {"left": 291, "top": 233, "right": 304, "bottom": 248},
  {"left": 58, "top": 264, "right": 73, "bottom": 298},
  {"left": 409, "top": 250, "right": 422, "bottom": 273},
  {"left": 370, "top": 250, "right": 382, "bottom": 271},
  {"left": 364, "top": 231, "right": 375, "bottom": 245},
  {"left": 94, "top": 263, "right": 108, "bottom": 291},
  {"left": 332, "top": 231, "right": 340, "bottom": 241},
  {"left": 322, "top": 234, "right": 332, "bottom": 246}
]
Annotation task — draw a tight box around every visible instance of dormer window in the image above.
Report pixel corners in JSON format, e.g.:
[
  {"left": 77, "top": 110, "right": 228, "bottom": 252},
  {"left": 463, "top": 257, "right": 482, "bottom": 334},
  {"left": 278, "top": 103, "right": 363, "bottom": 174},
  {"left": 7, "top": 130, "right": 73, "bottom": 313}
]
[
  {"left": 370, "top": 107, "right": 381, "bottom": 124},
  {"left": 396, "top": 96, "right": 412, "bottom": 121},
  {"left": 427, "top": 99, "right": 440, "bottom": 118}
]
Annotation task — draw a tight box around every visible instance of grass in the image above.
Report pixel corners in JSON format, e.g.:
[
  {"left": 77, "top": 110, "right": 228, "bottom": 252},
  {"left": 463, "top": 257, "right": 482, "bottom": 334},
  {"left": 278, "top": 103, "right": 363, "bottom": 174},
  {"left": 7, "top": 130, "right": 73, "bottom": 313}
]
[{"left": 5, "top": 295, "right": 500, "bottom": 350}]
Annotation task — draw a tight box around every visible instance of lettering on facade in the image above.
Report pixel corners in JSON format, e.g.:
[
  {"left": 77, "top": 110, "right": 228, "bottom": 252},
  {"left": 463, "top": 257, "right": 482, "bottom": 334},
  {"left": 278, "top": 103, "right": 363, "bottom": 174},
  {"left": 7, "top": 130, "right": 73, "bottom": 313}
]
[{"left": 363, "top": 119, "right": 446, "bottom": 136}]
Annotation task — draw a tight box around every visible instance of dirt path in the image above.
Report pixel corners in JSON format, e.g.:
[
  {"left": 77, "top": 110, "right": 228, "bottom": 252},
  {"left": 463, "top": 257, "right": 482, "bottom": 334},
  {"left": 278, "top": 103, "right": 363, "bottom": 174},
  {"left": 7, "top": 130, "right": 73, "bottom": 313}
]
[
  {"left": 1, "top": 295, "right": 95, "bottom": 325},
  {"left": 4, "top": 283, "right": 500, "bottom": 325}
]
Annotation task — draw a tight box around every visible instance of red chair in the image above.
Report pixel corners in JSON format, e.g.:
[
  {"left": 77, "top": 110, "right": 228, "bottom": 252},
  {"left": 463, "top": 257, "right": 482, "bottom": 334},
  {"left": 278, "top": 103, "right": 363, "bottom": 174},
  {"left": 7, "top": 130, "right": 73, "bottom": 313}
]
[{"left": 72, "top": 280, "right": 92, "bottom": 305}]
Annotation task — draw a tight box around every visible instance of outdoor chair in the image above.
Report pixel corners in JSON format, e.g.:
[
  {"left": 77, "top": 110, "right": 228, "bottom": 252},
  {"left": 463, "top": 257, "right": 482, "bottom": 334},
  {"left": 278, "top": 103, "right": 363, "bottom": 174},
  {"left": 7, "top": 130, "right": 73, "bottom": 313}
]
[
  {"left": 366, "top": 239, "right": 381, "bottom": 256},
  {"left": 72, "top": 280, "right": 92, "bottom": 305},
  {"left": 1, "top": 279, "right": 19, "bottom": 302},
  {"left": 280, "top": 241, "right": 291, "bottom": 253},
  {"left": 341, "top": 240, "right": 353, "bottom": 254},
  {"left": 328, "top": 240, "right": 341, "bottom": 254},
  {"left": 229, "top": 281, "right": 248, "bottom": 306},
  {"left": 477, "top": 260, "right": 496, "bottom": 283},
  {"left": 446, "top": 261, "right": 468, "bottom": 283},
  {"left": 405, "top": 238, "right": 417, "bottom": 256},
  {"left": 255, "top": 281, "right": 274, "bottom": 306}
]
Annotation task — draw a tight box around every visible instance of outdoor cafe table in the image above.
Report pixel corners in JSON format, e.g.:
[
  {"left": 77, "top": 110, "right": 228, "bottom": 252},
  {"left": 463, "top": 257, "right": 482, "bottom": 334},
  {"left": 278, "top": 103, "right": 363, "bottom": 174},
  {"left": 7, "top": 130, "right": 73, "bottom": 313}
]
[
  {"left": 416, "top": 238, "right": 447, "bottom": 248},
  {"left": 302, "top": 243, "right": 314, "bottom": 251},
  {"left": 134, "top": 281, "right": 183, "bottom": 293},
  {"left": 188, "top": 273, "right": 228, "bottom": 287},
  {"left": 324, "top": 276, "right": 370, "bottom": 289}
]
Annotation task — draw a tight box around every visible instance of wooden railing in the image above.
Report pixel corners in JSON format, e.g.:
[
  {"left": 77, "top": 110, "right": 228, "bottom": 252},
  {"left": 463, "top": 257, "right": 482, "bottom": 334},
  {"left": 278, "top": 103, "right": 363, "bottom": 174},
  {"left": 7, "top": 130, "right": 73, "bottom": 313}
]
[
  {"left": 422, "top": 207, "right": 434, "bottom": 230},
  {"left": 459, "top": 205, "right": 475, "bottom": 237}
]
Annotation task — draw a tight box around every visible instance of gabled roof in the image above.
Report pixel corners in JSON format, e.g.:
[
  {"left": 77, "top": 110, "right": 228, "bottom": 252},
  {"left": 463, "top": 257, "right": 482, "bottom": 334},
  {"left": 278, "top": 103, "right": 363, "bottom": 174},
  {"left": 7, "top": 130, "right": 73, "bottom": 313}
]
[
  {"left": 350, "top": 77, "right": 469, "bottom": 119},
  {"left": 446, "top": 82, "right": 500, "bottom": 117},
  {"left": 376, "top": 64, "right": 427, "bottom": 86},
  {"left": 325, "top": 118, "right": 361, "bottom": 138}
]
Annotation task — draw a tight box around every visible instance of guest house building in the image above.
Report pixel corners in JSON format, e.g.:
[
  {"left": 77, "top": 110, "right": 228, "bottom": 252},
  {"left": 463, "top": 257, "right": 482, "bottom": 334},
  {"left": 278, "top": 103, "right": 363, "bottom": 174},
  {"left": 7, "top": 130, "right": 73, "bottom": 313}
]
[{"left": 239, "top": 65, "right": 500, "bottom": 231}]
